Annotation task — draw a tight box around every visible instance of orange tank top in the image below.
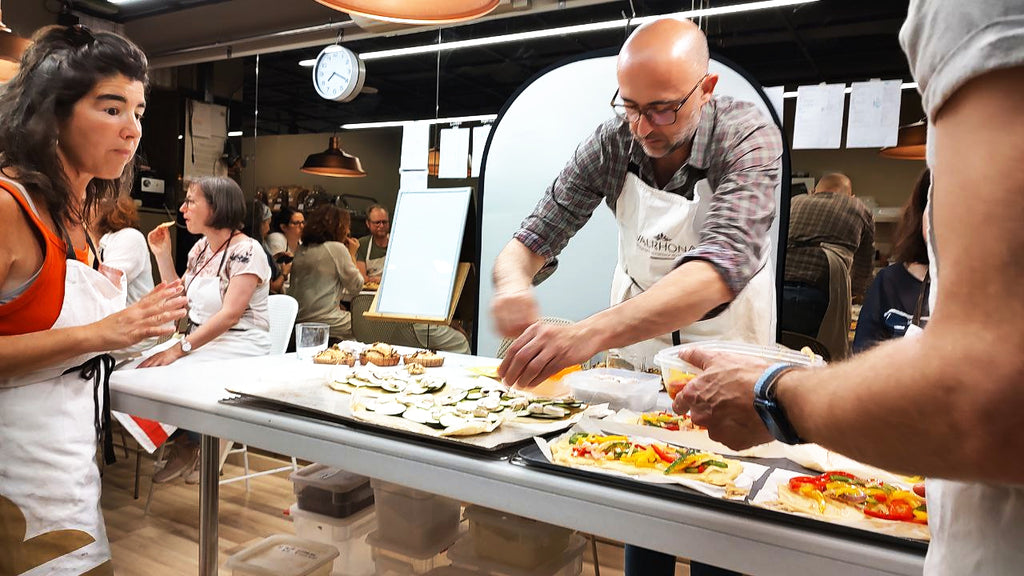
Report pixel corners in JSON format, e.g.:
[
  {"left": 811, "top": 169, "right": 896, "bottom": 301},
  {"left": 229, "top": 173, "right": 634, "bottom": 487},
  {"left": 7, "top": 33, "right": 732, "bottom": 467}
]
[{"left": 0, "top": 180, "right": 83, "bottom": 335}]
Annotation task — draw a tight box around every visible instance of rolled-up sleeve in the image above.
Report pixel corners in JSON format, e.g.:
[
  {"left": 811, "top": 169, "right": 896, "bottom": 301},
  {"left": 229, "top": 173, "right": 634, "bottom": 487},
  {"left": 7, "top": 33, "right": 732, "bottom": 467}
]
[{"left": 680, "top": 115, "right": 782, "bottom": 295}]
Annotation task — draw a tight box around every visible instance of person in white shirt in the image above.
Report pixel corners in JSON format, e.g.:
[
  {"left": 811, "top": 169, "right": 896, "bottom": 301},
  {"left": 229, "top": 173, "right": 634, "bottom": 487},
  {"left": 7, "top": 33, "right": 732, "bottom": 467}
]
[{"left": 89, "top": 195, "right": 154, "bottom": 305}]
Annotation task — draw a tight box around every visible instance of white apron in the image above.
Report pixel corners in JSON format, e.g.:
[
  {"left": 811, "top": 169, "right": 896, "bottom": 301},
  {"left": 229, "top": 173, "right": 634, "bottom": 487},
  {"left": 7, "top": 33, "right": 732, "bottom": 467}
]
[
  {"left": 185, "top": 274, "right": 270, "bottom": 362},
  {"left": 0, "top": 259, "right": 125, "bottom": 575},
  {"left": 610, "top": 173, "right": 775, "bottom": 368},
  {"left": 363, "top": 238, "right": 386, "bottom": 279}
]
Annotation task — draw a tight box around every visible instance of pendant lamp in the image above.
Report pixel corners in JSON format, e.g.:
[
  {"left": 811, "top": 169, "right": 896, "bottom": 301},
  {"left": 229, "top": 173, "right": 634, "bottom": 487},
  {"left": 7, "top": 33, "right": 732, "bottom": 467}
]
[
  {"left": 313, "top": 0, "right": 499, "bottom": 25},
  {"left": 0, "top": 5, "right": 31, "bottom": 83},
  {"left": 879, "top": 121, "right": 926, "bottom": 160},
  {"left": 301, "top": 136, "right": 366, "bottom": 177}
]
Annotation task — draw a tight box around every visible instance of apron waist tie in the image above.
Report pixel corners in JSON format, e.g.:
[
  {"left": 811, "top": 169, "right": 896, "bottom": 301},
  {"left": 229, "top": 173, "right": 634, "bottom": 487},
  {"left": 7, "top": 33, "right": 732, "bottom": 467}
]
[{"left": 63, "top": 354, "right": 116, "bottom": 466}]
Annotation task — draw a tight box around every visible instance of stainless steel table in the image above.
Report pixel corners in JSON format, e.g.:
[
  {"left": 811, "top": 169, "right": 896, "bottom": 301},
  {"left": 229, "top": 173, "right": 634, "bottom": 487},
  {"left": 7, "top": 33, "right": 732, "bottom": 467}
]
[{"left": 110, "top": 354, "right": 925, "bottom": 576}]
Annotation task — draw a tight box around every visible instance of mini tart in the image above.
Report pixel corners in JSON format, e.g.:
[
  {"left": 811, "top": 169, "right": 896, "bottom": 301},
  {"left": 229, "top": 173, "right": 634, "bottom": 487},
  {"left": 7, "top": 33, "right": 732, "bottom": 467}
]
[
  {"left": 314, "top": 348, "right": 356, "bottom": 366},
  {"left": 403, "top": 350, "right": 444, "bottom": 368},
  {"left": 405, "top": 362, "right": 426, "bottom": 375},
  {"left": 360, "top": 342, "right": 400, "bottom": 366}
]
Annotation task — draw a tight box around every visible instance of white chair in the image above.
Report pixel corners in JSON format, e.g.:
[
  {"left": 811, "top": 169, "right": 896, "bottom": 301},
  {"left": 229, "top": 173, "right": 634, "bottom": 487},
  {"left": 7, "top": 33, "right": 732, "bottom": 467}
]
[{"left": 220, "top": 294, "right": 300, "bottom": 490}]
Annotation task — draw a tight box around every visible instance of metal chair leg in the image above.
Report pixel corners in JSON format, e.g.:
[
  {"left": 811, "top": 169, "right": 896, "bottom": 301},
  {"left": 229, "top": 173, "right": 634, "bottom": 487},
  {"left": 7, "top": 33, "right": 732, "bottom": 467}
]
[
  {"left": 590, "top": 534, "right": 601, "bottom": 576},
  {"left": 134, "top": 445, "right": 142, "bottom": 499}
]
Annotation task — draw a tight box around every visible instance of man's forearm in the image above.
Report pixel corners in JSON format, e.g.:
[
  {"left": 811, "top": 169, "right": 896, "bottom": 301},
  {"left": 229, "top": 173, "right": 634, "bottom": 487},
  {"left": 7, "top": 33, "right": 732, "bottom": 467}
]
[
  {"left": 581, "top": 260, "right": 733, "bottom": 351},
  {"left": 492, "top": 239, "right": 546, "bottom": 293}
]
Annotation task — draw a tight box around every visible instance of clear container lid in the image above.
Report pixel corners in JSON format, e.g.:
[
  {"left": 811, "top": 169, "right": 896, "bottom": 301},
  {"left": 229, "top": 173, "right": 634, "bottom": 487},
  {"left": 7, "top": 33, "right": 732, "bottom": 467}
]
[
  {"left": 225, "top": 534, "right": 339, "bottom": 576},
  {"left": 654, "top": 340, "right": 826, "bottom": 375},
  {"left": 291, "top": 463, "right": 370, "bottom": 496},
  {"left": 463, "top": 506, "right": 572, "bottom": 541}
]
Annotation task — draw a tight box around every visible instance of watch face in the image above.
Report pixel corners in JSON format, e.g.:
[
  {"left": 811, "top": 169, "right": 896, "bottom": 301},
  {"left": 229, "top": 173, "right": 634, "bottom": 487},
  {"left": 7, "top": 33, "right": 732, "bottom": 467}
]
[{"left": 312, "top": 45, "right": 365, "bottom": 103}]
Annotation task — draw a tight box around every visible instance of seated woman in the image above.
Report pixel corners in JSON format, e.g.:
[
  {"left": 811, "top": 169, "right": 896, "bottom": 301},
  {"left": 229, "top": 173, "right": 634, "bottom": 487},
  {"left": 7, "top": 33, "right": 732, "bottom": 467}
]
[
  {"left": 250, "top": 200, "right": 286, "bottom": 294},
  {"left": 90, "top": 195, "right": 154, "bottom": 305},
  {"left": 853, "top": 169, "right": 931, "bottom": 353},
  {"left": 0, "top": 25, "right": 186, "bottom": 573},
  {"left": 289, "top": 205, "right": 364, "bottom": 343},
  {"left": 266, "top": 205, "right": 303, "bottom": 257},
  {"left": 142, "top": 175, "right": 271, "bottom": 483}
]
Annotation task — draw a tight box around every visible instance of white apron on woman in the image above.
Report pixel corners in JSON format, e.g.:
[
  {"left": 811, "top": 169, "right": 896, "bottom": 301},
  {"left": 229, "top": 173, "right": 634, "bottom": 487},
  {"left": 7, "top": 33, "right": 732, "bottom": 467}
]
[
  {"left": 0, "top": 259, "right": 125, "bottom": 575},
  {"left": 609, "top": 173, "right": 775, "bottom": 368},
  {"left": 184, "top": 273, "right": 270, "bottom": 362}
]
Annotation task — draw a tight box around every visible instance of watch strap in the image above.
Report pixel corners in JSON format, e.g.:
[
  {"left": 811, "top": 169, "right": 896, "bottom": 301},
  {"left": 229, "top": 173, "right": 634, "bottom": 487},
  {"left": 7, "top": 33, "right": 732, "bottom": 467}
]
[{"left": 754, "top": 362, "right": 805, "bottom": 444}]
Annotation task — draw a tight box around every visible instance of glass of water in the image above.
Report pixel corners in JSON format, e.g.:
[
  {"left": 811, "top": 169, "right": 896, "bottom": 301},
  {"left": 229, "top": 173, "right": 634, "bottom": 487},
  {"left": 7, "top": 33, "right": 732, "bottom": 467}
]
[{"left": 295, "top": 322, "right": 329, "bottom": 361}]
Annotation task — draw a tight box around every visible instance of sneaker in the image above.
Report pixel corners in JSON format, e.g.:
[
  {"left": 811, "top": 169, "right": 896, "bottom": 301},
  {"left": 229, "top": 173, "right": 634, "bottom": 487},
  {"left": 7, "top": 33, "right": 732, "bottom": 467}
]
[{"left": 153, "top": 439, "right": 200, "bottom": 484}]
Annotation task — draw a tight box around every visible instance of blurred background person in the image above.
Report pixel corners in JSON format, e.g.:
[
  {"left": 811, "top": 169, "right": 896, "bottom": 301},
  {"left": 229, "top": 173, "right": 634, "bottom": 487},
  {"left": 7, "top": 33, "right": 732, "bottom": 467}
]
[
  {"left": 249, "top": 200, "right": 285, "bottom": 294},
  {"left": 267, "top": 205, "right": 303, "bottom": 257},
  {"left": 290, "top": 205, "right": 363, "bottom": 343},
  {"left": 89, "top": 195, "right": 153, "bottom": 305},
  {"left": 356, "top": 204, "right": 390, "bottom": 284},
  {"left": 853, "top": 170, "right": 930, "bottom": 353}
]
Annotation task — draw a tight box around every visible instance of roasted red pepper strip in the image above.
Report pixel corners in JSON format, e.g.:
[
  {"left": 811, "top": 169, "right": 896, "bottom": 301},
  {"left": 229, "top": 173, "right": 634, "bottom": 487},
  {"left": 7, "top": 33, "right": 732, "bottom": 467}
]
[
  {"left": 864, "top": 499, "right": 915, "bottom": 522},
  {"left": 650, "top": 444, "right": 676, "bottom": 464},
  {"left": 789, "top": 475, "right": 827, "bottom": 491}
]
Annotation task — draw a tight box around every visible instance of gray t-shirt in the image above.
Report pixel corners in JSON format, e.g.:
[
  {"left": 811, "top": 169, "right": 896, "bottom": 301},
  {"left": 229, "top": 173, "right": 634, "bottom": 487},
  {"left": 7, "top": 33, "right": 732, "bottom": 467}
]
[{"left": 901, "top": 2, "right": 1024, "bottom": 574}]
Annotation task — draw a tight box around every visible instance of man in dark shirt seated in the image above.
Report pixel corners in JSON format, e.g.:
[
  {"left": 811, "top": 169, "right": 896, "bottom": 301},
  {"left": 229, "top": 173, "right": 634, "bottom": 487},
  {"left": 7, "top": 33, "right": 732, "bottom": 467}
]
[{"left": 782, "top": 173, "right": 874, "bottom": 358}]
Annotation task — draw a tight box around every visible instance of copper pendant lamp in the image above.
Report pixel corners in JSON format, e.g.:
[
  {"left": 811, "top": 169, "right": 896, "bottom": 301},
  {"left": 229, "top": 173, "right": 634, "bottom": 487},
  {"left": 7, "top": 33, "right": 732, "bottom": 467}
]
[
  {"left": 879, "top": 121, "right": 926, "bottom": 160},
  {"left": 314, "top": 0, "right": 499, "bottom": 25},
  {"left": 0, "top": 5, "right": 31, "bottom": 83},
  {"left": 301, "top": 136, "right": 366, "bottom": 177}
]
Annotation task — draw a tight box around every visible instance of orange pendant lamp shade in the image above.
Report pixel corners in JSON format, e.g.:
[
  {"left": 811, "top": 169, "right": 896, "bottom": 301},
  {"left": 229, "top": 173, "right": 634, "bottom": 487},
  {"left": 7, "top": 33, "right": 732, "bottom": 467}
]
[
  {"left": 879, "top": 122, "right": 927, "bottom": 160},
  {"left": 314, "top": 0, "right": 500, "bottom": 25},
  {"left": 301, "top": 136, "right": 366, "bottom": 177}
]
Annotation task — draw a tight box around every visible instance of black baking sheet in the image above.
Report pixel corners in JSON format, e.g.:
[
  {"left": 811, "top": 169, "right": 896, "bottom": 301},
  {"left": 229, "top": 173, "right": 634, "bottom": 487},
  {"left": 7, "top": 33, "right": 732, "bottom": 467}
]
[{"left": 513, "top": 442, "right": 929, "bottom": 554}]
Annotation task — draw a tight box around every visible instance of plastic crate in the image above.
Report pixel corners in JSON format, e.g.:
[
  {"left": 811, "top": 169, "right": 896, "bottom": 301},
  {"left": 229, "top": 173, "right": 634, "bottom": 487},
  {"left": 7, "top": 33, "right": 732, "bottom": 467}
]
[
  {"left": 367, "top": 527, "right": 459, "bottom": 575},
  {"left": 462, "top": 506, "right": 572, "bottom": 569},
  {"left": 291, "top": 464, "right": 374, "bottom": 518},
  {"left": 290, "top": 504, "right": 376, "bottom": 576},
  {"left": 370, "top": 479, "right": 461, "bottom": 551},
  {"left": 446, "top": 534, "right": 586, "bottom": 576},
  {"left": 226, "top": 534, "right": 339, "bottom": 576}
]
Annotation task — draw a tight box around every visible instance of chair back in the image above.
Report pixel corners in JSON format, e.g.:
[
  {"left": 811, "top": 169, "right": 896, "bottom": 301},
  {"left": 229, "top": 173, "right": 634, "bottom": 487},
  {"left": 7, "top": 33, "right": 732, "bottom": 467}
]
[
  {"left": 267, "top": 294, "right": 299, "bottom": 355},
  {"left": 495, "top": 316, "right": 574, "bottom": 359},
  {"left": 779, "top": 330, "right": 831, "bottom": 362},
  {"left": 350, "top": 293, "right": 422, "bottom": 347}
]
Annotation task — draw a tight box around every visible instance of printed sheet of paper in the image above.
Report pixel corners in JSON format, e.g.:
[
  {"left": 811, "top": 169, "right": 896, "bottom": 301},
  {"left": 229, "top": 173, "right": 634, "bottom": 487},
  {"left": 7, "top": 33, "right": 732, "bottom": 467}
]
[
  {"left": 438, "top": 127, "right": 470, "bottom": 179},
  {"left": 792, "top": 83, "right": 846, "bottom": 149},
  {"left": 845, "top": 80, "right": 902, "bottom": 148},
  {"left": 471, "top": 124, "right": 492, "bottom": 177},
  {"left": 400, "top": 121, "right": 430, "bottom": 171}
]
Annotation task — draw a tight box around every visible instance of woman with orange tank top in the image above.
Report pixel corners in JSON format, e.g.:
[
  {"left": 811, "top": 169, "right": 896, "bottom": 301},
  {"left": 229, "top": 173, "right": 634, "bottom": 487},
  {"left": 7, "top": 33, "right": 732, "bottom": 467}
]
[{"left": 0, "top": 26, "right": 186, "bottom": 575}]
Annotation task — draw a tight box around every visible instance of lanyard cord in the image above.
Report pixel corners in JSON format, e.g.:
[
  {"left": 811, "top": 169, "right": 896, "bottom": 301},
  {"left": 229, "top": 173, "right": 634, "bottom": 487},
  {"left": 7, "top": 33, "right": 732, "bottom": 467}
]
[{"left": 185, "top": 231, "right": 237, "bottom": 295}]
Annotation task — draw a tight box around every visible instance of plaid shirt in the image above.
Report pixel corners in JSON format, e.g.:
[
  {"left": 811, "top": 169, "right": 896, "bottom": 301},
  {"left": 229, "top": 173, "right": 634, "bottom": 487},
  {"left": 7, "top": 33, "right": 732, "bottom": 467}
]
[
  {"left": 513, "top": 95, "right": 782, "bottom": 294},
  {"left": 784, "top": 191, "right": 875, "bottom": 296}
]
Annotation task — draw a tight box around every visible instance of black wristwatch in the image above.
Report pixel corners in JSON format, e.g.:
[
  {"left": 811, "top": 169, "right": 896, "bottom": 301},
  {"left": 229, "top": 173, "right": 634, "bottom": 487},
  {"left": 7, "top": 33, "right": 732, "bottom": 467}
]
[{"left": 753, "top": 362, "right": 805, "bottom": 445}]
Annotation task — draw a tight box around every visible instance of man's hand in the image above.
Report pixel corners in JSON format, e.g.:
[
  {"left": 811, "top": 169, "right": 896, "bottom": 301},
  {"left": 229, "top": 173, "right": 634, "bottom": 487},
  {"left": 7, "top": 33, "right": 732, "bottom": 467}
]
[
  {"left": 672, "top": 348, "right": 774, "bottom": 450},
  {"left": 491, "top": 288, "right": 540, "bottom": 338},
  {"left": 498, "top": 321, "right": 597, "bottom": 388}
]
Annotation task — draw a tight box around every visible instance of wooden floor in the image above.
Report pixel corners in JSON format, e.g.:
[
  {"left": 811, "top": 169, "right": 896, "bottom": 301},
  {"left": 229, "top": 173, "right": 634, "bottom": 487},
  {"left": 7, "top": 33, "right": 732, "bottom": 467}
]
[{"left": 99, "top": 448, "right": 690, "bottom": 575}]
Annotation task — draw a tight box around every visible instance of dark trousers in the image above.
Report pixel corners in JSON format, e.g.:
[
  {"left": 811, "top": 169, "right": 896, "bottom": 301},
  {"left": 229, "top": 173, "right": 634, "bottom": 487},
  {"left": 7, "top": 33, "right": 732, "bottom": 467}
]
[
  {"left": 624, "top": 545, "right": 742, "bottom": 576},
  {"left": 780, "top": 282, "right": 829, "bottom": 338}
]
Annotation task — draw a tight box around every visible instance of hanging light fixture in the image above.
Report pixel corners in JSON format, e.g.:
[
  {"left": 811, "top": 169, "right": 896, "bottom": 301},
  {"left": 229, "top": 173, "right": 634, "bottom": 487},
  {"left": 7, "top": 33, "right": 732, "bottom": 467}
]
[
  {"left": 313, "top": 0, "right": 499, "bottom": 25},
  {"left": 0, "top": 4, "right": 31, "bottom": 83},
  {"left": 879, "top": 121, "right": 926, "bottom": 160},
  {"left": 300, "top": 136, "right": 366, "bottom": 177}
]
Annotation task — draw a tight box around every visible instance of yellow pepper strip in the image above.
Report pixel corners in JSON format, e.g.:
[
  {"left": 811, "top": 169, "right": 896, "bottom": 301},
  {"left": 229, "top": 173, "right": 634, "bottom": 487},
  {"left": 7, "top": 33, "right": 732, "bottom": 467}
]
[
  {"left": 913, "top": 510, "right": 928, "bottom": 522},
  {"left": 588, "top": 435, "right": 629, "bottom": 444}
]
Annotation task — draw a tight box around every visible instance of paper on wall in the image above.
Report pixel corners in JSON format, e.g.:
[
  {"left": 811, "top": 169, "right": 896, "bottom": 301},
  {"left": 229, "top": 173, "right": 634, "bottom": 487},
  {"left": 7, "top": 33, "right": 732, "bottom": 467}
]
[
  {"left": 471, "top": 124, "right": 492, "bottom": 177},
  {"left": 438, "top": 127, "right": 470, "bottom": 179},
  {"left": 845, "top": 79, "right": 902, "bottom": 148},
  {"left": 792, "top": 83, "right": 846, "bottom": 149},
  {"left": 400, "top": 121, "right": 430, "bottom": 171},
  {"left": 763, "top": 86, "right": 785, "bottom": 126}
]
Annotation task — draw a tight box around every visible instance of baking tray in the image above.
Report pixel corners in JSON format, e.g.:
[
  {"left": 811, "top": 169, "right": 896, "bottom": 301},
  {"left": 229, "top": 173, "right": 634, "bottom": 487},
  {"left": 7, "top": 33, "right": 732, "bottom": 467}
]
[
  {"left": 223, "top": 368, "right": 581, "bottom": 458},
  {"left": 512, "top": 442, "right": 929, "bottom": 554}
]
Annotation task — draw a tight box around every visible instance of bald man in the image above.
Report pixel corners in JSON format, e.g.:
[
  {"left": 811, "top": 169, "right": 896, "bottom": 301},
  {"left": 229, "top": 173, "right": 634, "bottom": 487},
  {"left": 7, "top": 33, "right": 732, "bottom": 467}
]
[
  {"left": 493, "top": 18, "right": 782, "bottom": 387},
  {"left": 782, "top": 172, "right": 874, "bottom": 359}
]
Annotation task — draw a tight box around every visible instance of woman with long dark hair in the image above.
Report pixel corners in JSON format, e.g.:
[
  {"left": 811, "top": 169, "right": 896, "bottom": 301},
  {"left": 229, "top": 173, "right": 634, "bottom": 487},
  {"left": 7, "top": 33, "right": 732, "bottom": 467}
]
[{"left": 0, "top": 26, "right": 186, "bottom": 573}]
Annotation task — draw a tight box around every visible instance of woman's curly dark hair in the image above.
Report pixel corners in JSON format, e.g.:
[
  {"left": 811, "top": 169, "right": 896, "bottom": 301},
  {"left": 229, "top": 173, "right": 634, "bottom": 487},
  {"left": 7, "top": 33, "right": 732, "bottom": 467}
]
[
  {"left": 0, "top": 25, "right": 148, "bottom": 226},
  {"left": 302, "top": 205, "right": 350, "bottom": 246}
]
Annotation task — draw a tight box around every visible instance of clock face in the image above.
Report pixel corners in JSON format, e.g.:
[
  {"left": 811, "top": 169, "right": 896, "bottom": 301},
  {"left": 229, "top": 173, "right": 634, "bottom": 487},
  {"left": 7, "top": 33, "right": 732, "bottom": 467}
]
[{"left": 312, "top": 45, "right": 366, "bottom": 103}]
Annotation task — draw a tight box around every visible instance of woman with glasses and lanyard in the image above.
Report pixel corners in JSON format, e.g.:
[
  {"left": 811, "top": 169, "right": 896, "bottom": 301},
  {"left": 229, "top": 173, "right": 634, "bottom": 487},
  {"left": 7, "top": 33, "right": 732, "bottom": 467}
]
[
  {"left": 142, "top": 176, "right": 271, "bottom": 483},
  {"left": 491, "top": 18, "right": 781, "bottom": 576}
]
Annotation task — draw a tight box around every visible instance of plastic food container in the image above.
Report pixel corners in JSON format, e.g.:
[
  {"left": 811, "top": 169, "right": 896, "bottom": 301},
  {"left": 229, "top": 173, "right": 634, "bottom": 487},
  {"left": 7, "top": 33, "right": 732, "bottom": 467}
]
[
  {"left": 367, "top": 528, "right": 458, "bottom": 575},
  {"left": 446, "top": 534, "right": 586, "bottom": 576},
  {"left": 370, "top": 479, "right": 462, "bottom": 551},
  {"left": 423, "top": 568, "right": 481, "bottom": 576},
  {"left": 654, "top": 340, "right": 826, "bottom": 398},
  {"left": 462, "top": 506, "right": 572, "bottom": 569},
  {"left": 292, "top": 464, "right": 374, "bottom": 518},
  {"left": 290, "top": 504, "right": 376, "bottom": 576},
  {"left": 226, "top": 534, "right": 339, "bottom": 576},
  {"left": 563, "top": 368, "right": 662, "bottom": 411}
]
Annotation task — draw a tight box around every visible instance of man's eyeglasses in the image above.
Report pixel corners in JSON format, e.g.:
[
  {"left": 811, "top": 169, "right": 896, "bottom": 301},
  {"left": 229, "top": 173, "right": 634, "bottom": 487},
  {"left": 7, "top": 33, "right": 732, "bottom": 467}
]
[
  {"left": 368, "top": 219, "right": 389, "bottom": 226},
  {"left": 610, "top": 74, "right": 708, "bottom": 127}
]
